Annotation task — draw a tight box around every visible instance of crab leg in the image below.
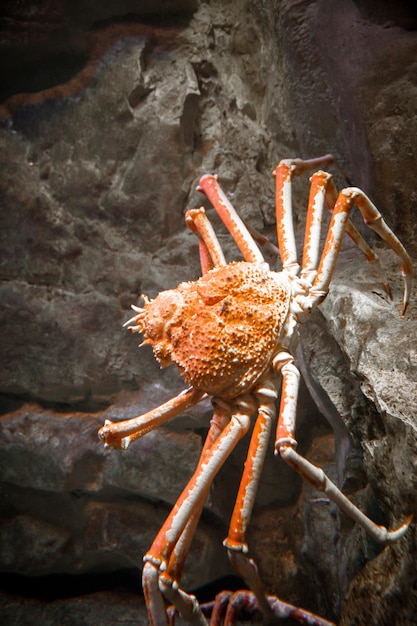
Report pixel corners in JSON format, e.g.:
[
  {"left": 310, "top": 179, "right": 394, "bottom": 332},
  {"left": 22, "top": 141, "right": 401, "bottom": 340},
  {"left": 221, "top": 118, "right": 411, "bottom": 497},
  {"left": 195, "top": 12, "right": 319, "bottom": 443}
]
[
  {"left": 143, "top": 396, "right": 256, "bottom": 626},
  {"left": 273, "top": 353, "right": 412, "bottom": 544},
  {"left": 301, "top": 172, "right": 392, "bottom": 296},
  {"left": 186, "top": 207, "right": 226, "bottom": 273},
  {"left": 343, "top": 220, "right": 393, "bottom": 297},
  {"left": 216, "top": 376, "right": 337, "bottom": 626},
  {"left": 223, "top": 380, "right": 278, "bottom": 623},
  {"left": 160, "top": 404, "right": 232, "bottom": 622},
  {"left": 300, "top": 170, "right": 333, "bottom": 285},
  {"left": 273, "top": 155, "right": 334, "bottom": 275},
  {"left": 280, "top": 446, "right": 413, "bottom": 542},
  {"left": 321, "top": 176, "right": 383, "bottom": 265},
  {"left": 197, "top": 175, "right": 265, "bottom": 264},
  {"left": 203, "top": 590, "right": 335, "bottom": 626},
  {"left": 225, "top": 381, "right": 277, "bottom": 552},
  {"left": 215, "top": 591, "right": 336, "bottom": 626},
  {"left": 310, "top": 187, "right": 413, "bottom": 314},
  {"left": 98, "top": 388, "right": 205, "bottom": 449}
]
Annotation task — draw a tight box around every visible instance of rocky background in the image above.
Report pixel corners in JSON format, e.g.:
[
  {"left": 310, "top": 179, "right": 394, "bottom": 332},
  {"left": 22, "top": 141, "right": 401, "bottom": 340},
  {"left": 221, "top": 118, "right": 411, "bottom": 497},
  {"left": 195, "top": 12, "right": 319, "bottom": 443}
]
[{"left": 0, "top": 1, "right": 416, "bottom": 624}]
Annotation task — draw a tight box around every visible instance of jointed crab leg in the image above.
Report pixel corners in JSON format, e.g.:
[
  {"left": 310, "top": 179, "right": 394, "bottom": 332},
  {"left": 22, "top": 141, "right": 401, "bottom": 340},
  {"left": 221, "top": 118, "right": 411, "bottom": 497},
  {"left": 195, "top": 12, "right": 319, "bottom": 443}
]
[
  {"left": 321, "top": 175, "right": 382, "bottom": 265},
  {"left": 311, "top": 187, "right": 413, "bottom": 314},
  {"left": 145, "top": 398, "right": 254, "bottom": 563},
  {"left": 300, "top": 170, "right": 333, "bottom": 285},
  {"left": 225, "top": 380, "right": 278, "bottom": 552},
  {"left": 222, "top": 378, "right": 339, "bottom": 626},
  {"left": 98, "top": 387, "right": 205, "bottom": 449},
  {"left": 273, "top": 155, "right": 335, "bottom": 275},
  {"left": 160, "top": 405, "right": 232, "bottom": 623},
  {"left": 162, "top": 383, "right": 335, "bottom": 626},
  {"left": 274, "top": 351, "right": 300, "bottom": 447},
  {"left": 267, "top": 596, "right": 336, "bottom": 626},
  {"left": 167, "top": 404, "right": 232, "bottom": 579},
  {"left": 205, "top": 591, "right": 336, "bottom": 626},
  {"left": 301, "top": 171, "right": 391, "bottom": 297},
  {"left": 143, "top": 397, "right": 256, "bottom": 625},
  {"left": 273, "top": 353, "right": 412, "bottom": 543},
  {"left": 197, "top": 175, "right": 265, "bottom": 264},
  {"left": 185, "top": 207, "right": 226, "bottom": 273},
  {"left": 222, "top": 380, "right": 279, "bottom": 623},
  {"left": 343, "top": 219, "right": 393, "bottom": 297},
  {"left": 280, "top": 447, "right": 413, "bottom": 543}
]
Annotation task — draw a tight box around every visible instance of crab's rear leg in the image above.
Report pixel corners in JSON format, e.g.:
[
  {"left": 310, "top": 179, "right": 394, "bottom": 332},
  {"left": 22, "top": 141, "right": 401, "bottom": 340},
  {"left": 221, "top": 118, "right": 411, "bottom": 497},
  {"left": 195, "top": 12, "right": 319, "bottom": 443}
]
[
  {"left": 310, "top": 187, "right": 412, "bottom": 314},
  {"left": 301, "top": 170, "right": 392, "bottom": 296},
  {"left": 273, "top": 352, "right": 412, "bottom": 543},
  {"left": 202, "top": 591, "right": 336, "bottom": 626},
  {"left": 273, "top": 155, "right": 335, "bottom": 275}
]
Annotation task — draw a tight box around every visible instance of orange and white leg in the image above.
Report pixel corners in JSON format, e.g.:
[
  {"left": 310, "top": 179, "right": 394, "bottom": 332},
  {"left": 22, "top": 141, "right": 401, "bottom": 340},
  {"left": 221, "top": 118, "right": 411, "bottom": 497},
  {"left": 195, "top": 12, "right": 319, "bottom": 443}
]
[
  {"left": 310, "top": 187, "right": 413, "bottom": 314},
  {"left": 273, "top": 155, "right": 334, "bottom": 276},
  {"left": 300, "top": 169, "right": 334, "bottom": 287},
  {"left": 213, "top": 377, "right": 337, "bottom": 626},
  {"left": 301, "top": 171, "right": 394, "bottom": 298},
  {"left": 197, "top": 175, "right": 265, "bottom": 264},
  {"left": 158, "top": 403, "right": 232, "bottom": 624},
  {"left": 185, "top": 207, "right": 226, "bottom": 273},
  {"left": 223, "top": 379, "right": 278, "bottom": 622},
  {"left": 98, "top": 387, "right": 205, "bottom": 449},
  {"left": 273, "top": 351, "right": 412, "bottom": 543},
  {"left": 143, "top": 396, "right": 256, "bottom": 626},
  {"left": 160, "top": 382, "right": 336, "bottom": 626}
]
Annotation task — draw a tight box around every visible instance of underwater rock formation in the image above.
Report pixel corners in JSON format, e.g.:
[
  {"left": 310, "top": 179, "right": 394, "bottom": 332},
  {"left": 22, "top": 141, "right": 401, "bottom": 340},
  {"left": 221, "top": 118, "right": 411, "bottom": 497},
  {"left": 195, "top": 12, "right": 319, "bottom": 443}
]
[{"left": 0, "top": 1, "right": 416, "bottom": 624}]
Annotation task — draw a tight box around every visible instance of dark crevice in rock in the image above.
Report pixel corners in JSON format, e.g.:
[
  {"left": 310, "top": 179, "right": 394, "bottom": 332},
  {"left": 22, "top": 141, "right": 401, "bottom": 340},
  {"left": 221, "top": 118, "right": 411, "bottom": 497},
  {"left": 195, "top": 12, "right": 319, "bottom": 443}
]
[
  {"left": 0, "top": 52, "right": 89, "bottom": 103},
  {"left": 89, "top": 11, "right": 196, "bottom": 32},
  {"left": 353, "top": 0, "right": 417, "bottom": 30},
  {"left": 0, "top": 569, "right": 244, "bottom": 605},
  {"left": 0, "top": 395, "right": 25, "bottom": 416},
  {"left": 0, "top": 568, "right": 142, "bottom": 601},
  {"left": 0, "top": 392, "right": 110, "bottom": 415}
]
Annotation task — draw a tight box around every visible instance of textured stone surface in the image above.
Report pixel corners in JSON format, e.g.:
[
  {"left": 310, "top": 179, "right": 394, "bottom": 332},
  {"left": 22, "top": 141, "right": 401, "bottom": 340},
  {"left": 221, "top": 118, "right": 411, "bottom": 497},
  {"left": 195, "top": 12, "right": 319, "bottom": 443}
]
[
  {"left": 0, "top": 590, "right": 149, "bottom": 626},
  {"left": 319, "top": 249, "right": 417, "bottom": 625},
  {"left": 0, "top": 402, "right": 227, "bottom": 587},
  {"left": 0, "top": 1, "right": 416, "bottom": 625}
]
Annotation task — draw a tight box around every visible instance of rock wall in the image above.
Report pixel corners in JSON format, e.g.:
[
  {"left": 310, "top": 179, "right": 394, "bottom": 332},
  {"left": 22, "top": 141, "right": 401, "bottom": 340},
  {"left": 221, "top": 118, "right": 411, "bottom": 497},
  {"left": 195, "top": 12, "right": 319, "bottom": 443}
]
[{"left": 0, "top": 1, "right": 416, "bottom": 624}]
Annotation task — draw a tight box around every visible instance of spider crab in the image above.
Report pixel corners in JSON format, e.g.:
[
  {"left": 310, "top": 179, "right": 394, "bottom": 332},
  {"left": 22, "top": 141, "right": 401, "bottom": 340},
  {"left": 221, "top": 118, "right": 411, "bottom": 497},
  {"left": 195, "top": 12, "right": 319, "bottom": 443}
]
[{"left": 99, "top": 155, "right": 413, "bottom": 626}]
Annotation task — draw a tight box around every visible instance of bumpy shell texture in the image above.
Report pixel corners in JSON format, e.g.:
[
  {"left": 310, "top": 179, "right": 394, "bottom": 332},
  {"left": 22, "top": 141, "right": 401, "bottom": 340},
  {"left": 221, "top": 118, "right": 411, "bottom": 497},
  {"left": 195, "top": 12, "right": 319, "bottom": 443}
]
[{"left": 141, "top": 262, "right": 290, "bottom": 398}]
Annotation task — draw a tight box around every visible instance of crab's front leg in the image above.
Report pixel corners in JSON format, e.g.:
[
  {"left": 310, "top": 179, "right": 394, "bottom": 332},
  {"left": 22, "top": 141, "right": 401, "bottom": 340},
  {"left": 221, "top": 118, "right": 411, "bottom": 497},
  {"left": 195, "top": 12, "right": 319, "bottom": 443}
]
[
  {"left": 143, "top": 396, "right": 256, "bottom": 626},
  {"left": 223, "top": 379, "right": 279, "bottom": 623},
  {"left": 273, "top": 351, "right": 412, "bottom": 542},
  {"left": 156, "top": 403, "right": 232, "bottom": 625},
  {"left": 98, "top": 387, "right": 205, "bottom": 449}
]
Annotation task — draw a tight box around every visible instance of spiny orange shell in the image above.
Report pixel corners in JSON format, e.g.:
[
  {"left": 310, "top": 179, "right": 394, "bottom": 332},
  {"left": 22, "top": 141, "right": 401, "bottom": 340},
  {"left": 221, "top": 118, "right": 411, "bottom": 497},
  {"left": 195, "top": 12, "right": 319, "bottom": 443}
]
[{"left": 142, "top": 261, "right": 290, "bottom": 398}]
